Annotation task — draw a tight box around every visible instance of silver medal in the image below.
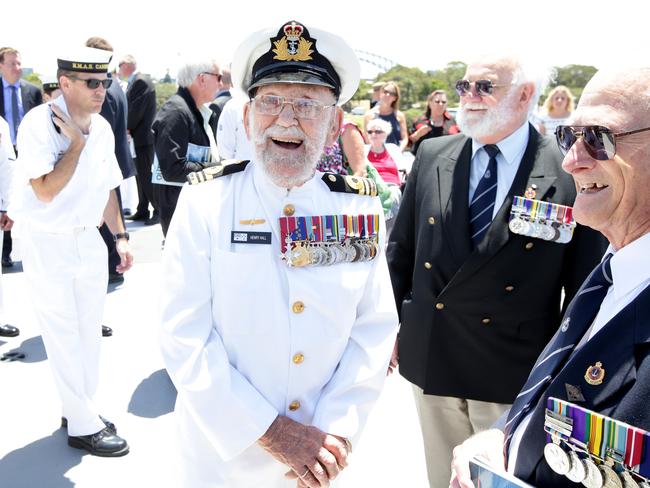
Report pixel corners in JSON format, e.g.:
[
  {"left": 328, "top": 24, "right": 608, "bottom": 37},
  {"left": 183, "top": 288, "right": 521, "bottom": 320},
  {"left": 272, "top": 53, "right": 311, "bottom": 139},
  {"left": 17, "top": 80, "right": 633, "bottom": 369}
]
[
  {"left": 599, "top": 464, "right": 623, "bottom": 488},
  {"left": 509, "top": 216, "right": 529, "bottom": 235},
  {"left": 566, "top": 450, "right": 588, "bottom": 482},
  {"left": 582, "top": 458, "right": 604, "bottom": 488},
  {"left": 544, "top": 442, "right": 572, "bottom": 475},
  {"left": 620, "top": 471, "right": 640, "bottom": 488}
]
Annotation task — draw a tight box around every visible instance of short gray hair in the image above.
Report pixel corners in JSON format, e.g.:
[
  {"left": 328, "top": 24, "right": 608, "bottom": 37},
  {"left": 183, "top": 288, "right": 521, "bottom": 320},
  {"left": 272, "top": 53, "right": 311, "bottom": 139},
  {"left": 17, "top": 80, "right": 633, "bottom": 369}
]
[
  {"left": 367, "top": 117, "right": 392, "bottom": 135},
  {"left": 467, "top": 53, "right": 553, "bottom": 116},
  {"left": 177, "top": 59, "right": 219, "bottom": 88}
]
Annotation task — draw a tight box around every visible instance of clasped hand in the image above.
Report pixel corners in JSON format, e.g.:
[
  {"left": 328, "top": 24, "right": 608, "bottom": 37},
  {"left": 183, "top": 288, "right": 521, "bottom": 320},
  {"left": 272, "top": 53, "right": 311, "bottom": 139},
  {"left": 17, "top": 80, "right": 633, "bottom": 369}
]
[{"left": 259, "top": 416, "right": 350, "bottom": 488}]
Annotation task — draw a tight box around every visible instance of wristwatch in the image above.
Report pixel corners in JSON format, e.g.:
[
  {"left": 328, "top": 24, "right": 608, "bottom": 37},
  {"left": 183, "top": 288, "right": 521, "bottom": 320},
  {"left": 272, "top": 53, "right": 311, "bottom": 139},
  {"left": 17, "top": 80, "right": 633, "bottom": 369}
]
[{"left": 113, "top": 232, "right": 130, "bottom": 241}]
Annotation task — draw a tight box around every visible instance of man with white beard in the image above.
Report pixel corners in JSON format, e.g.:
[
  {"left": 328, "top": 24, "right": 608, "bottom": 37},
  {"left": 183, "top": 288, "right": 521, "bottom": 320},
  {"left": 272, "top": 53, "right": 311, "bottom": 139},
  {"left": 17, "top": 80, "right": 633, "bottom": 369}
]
[
  {"left": 387, "top": 54, "right": 606, "bottom": 487},
  {"left": 158, "top": 20, "right": 398, "bottom": 488}
]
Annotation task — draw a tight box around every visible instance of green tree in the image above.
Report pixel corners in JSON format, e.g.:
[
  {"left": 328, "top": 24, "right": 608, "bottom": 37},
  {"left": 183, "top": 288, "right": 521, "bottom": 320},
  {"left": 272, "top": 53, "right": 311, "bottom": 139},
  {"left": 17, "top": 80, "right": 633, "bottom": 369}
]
[
  {"left": 155, "top": 82, "right": 177, "bottom": 110},
  {"left": 376, "top": 65, "right": 443, "bottom": 109},
  {"left": 544, "top": 64, "right": 597, "bottom": 102},
  {"left": 23, "top": 72, "right": 42, "bottom": 87},
  {"left": 429, "top": 61, "right": 467, "bottom": 106}
]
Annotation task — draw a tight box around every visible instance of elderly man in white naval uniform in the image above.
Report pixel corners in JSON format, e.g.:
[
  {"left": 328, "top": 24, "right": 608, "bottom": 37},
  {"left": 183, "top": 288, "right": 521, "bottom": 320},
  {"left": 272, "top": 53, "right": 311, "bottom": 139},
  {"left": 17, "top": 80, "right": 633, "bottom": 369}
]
[
  {"left": 159, "top": 20, "right": 398, "bottom": 488},
  {"left": 8, "top": 47, "right": 132, "bottom": 456}
]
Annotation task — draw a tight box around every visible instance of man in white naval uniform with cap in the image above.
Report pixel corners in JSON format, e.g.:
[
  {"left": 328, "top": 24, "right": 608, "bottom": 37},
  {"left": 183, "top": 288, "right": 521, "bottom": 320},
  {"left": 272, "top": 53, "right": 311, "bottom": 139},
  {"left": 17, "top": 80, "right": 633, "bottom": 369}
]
[
  {"left": 159, "top": 20, "right": 398, "bottom": 488},
  {"left": 8, "top": 47, "right": 132, "bottom": 456}
]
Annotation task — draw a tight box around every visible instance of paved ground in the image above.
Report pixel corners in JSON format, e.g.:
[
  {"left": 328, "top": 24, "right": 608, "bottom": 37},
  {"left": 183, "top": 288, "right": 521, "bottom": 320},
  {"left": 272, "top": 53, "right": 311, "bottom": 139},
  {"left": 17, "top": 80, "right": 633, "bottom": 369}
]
[{"left": 0, "top": 220, "right": 428, "bottom": 488}]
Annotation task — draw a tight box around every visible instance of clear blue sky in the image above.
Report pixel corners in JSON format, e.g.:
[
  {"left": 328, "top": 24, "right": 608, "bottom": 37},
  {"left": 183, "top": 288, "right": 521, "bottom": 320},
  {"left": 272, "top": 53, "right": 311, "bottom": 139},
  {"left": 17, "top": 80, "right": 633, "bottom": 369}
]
[{"left": 5, "top": 0, "right": 644, "bottom": 81}]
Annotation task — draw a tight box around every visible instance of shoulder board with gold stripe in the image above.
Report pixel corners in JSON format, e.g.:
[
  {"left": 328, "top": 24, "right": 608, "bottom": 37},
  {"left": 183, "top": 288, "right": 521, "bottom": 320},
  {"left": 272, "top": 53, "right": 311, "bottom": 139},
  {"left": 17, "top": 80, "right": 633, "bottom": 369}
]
[
  {"left": 186, "top": 160, "right": 250, "bottom": 185},
  {"left": 321, "top": 173, "right": 377, "bottom": 197}
]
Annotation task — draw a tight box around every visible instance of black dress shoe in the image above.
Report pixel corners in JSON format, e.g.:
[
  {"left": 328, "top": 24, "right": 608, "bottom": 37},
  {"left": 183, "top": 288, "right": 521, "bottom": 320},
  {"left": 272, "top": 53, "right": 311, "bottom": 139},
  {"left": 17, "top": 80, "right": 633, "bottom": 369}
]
[
  {"left": 108, "top": 272, "right": 125, "bottom": 285},
  {"left": 102, "top": 325, "right": 113, "bottom": 337},
  {"left": 68, "top": 427, "right": 129, "bottom": 457},
  {"left": 144, "top": 213, "right": 160, "bottom": 226},
  {"left": 1, "top": 256, "right": 14, "bottom": 268},
  {"left": 61, "top": 416, "right": 117, "bottom": 434},
  {"left": 125, "top": 210, "right": 149, "bottom": 221},
  {"left": 0, "top": 324, "right": 19, "bottom": 337}
]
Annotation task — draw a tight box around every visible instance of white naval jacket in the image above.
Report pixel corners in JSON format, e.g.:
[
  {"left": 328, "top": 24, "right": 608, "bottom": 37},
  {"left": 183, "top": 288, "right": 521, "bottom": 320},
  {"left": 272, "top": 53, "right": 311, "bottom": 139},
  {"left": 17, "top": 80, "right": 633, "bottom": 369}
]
[{"left": 159, "top": 161, "right": 398, "bottom": 486}]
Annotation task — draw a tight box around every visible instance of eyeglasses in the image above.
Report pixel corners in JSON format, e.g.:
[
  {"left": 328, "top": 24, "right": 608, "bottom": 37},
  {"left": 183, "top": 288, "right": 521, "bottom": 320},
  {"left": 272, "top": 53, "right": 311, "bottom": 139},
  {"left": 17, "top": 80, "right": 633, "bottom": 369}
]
[
  {"left": 66, "top": 76, "right": 112, "bottom": 90},
  {"left": 555, "top": 125, "right": 650, "bottom": 160},
  {"left": 367, "top": 129, "right": 385, "bottom": 134},
  {"left": 432, "top": 100, "right": 447, "bottom": 105},
  {"left": 455, "top": 79, "right": 512, "bottom": 97},
  {"left": 383, "top": 89, "right": 397, "bottom": 96},
  {"left": 251, "top": 94, "right": 335, "bottom": 119},
  {"left": 202, "top": 72, "right": 222, "bottom": 82}
]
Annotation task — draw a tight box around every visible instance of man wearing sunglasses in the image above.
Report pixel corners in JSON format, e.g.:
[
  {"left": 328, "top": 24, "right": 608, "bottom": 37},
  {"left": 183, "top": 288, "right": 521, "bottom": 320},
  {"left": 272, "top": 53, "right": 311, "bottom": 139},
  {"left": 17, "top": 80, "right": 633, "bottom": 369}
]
[
  {"left": 159, "top": 20, "right": 397, "bottom": 488},
  {"left": 450, "top": 64, "right": 650, "bottom": 488},
  {"left": 152, "top": 58, "right": 223, "bottom": 236},
  {"left": 7, "top": 47, "right": 132, "bottom": 456},
  {"left": 387, "top": 54, "right": 606, "bottom": 487}
]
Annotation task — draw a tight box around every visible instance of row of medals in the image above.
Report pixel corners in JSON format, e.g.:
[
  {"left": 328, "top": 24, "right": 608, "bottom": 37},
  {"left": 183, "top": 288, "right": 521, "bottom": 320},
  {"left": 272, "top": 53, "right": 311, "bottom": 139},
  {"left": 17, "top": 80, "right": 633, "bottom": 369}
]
[
  {"left": 508, "top": 197, "right": 576, "bottom": 243},
  {"left": 543, "top": 410, "right": 649, "bottom": 488},
  {"left": 282, "top": 235, "right": 379, "bottom": 267}
]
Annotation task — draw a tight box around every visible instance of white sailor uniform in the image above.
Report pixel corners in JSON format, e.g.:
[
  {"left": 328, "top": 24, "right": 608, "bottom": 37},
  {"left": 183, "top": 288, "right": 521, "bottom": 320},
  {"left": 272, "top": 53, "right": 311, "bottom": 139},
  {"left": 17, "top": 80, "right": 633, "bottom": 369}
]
[
  {"left": 9, "top": 96, "right": 123, "bottom": 436},
  {"left": 159, "top": 161, "right": 398, "bottom": 487}
]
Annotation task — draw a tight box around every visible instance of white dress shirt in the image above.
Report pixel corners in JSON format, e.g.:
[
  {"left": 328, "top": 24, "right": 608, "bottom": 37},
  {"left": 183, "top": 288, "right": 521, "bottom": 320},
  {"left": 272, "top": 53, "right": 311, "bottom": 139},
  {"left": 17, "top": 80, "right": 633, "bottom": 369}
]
[
  {"left": 468, "top": 122, "right": 530, "bottom": 218},
  {"left": 216, "top": 94, "right": 254, "bottom": 161},
  {"left": 508, "top": 232, "right": 650, "bottom": 472}
]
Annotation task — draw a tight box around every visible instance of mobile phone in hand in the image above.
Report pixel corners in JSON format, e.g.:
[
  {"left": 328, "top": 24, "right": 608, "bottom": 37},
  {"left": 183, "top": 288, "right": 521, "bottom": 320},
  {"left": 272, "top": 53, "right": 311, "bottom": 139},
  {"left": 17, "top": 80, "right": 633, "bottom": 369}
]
[{"left": 50, "top": 105, "right": 62, "bottom": 134}]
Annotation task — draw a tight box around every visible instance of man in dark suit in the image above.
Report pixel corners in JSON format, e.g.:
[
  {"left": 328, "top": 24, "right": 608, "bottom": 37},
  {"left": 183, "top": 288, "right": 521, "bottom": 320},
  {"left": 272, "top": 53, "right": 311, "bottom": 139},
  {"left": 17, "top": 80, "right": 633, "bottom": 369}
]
[
  {"left": 209, "top": 67, "right": 231, "bottom": 125},
  {"left": 0, "top": 47, "right": 42, "bottom": 268},
  {"left": 387, "top": 55, "right": 606, "bottom": 487},
  {"left": 450, "top": 64, "right": 650, "bottom": 488},
  {"left": 119, "top": 55, "right": 158, "bottom": 225},
  {"left": 85, "top": 38, "right": 136, "bottom": 305}
]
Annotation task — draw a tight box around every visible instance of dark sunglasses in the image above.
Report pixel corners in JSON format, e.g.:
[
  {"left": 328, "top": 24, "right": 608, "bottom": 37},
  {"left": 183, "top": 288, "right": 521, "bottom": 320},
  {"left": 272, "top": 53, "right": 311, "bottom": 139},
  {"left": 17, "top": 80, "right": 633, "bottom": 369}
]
[
  {"left": 455, "top": 79, "right": 510, "bottom": 97},
  {"left": 203, "top": 72, "right": 222, "bottom": 82},
  {"left": 555, "top": 125, "right": 650, "bottom": 160},
  {"left": 67, "top": 76, "right": 112, "bottom": 90},
  {"left": 367, "top": 129, "right": 385, "bottom": 134}
]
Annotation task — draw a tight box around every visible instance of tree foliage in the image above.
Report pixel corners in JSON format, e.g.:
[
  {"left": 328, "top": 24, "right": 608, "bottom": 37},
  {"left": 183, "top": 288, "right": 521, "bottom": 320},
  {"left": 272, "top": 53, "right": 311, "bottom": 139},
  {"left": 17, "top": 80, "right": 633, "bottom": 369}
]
[
  {"left": 543, "top": 64, "right": 598, "bottom": 102},
  {"left": 155, "top": 82, "right": 178, "bottom": 110},
  {"left": 24, "top": 72, "right": 42, "bottom": 87}
]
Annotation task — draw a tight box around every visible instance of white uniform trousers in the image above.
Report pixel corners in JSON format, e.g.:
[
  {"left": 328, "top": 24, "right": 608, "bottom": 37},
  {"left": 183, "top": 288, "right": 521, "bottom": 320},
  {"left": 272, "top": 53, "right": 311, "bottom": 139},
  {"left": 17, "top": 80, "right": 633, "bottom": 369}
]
[
  {"left": 412, "top": 386, "right": 510, "bottom": 488},
  {"left": 0, "top": 230, "right": 5, "bottom": 323},
  {"left": 21, "top": 227, "right": 107, "bottom": 436}
]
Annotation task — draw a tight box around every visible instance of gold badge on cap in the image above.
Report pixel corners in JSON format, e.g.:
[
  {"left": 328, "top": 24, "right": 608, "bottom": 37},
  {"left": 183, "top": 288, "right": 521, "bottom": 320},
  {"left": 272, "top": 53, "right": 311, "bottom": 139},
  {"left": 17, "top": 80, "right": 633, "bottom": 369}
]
[
  {"left": 584, "top": 361, "right": 605, "bottom": 385},
  {"left": 273, "top": 21, "right": 313, "bottom": 62}
]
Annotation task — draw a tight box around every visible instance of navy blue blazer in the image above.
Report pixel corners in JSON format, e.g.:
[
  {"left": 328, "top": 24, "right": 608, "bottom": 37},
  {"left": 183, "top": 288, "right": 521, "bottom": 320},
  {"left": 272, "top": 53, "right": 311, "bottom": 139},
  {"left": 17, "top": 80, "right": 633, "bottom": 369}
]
[
  {"left": 101, "top": 76, "right": 136, "bottom": 180},
  {"left": 514, "top": 283, "right": 650, "bottom": 486},
  {"left": 0, "top": 78, "right": 43, "bottom": 124}
]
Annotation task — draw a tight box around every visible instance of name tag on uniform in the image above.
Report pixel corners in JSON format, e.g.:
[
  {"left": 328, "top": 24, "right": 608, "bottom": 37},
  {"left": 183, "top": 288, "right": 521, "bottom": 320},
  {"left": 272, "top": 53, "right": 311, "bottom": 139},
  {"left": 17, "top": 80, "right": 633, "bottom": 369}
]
[{"left": 230, "top": 231, "right": 272, "bottom": 245}]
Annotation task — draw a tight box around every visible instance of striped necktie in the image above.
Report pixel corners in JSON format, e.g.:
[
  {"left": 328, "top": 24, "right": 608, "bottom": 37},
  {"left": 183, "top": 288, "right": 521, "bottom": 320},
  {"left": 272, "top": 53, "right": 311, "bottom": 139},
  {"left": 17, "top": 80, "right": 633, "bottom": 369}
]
[
  {"left": 10, "top": 85, "right": 20, "bottom": 143},
  {"left": 469, "top": 144, "right": 499, "bottom": 247},
  {"left": 503, "top": 253, "right": 614, "bottom": 455}
]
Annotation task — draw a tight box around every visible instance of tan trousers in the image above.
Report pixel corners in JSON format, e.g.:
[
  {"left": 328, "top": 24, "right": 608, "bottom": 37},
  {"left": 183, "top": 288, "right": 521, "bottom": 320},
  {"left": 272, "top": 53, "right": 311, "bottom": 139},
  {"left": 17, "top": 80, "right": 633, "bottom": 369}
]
[{"left": 412, "top": 386, "right": 510, "bottom": 488}]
